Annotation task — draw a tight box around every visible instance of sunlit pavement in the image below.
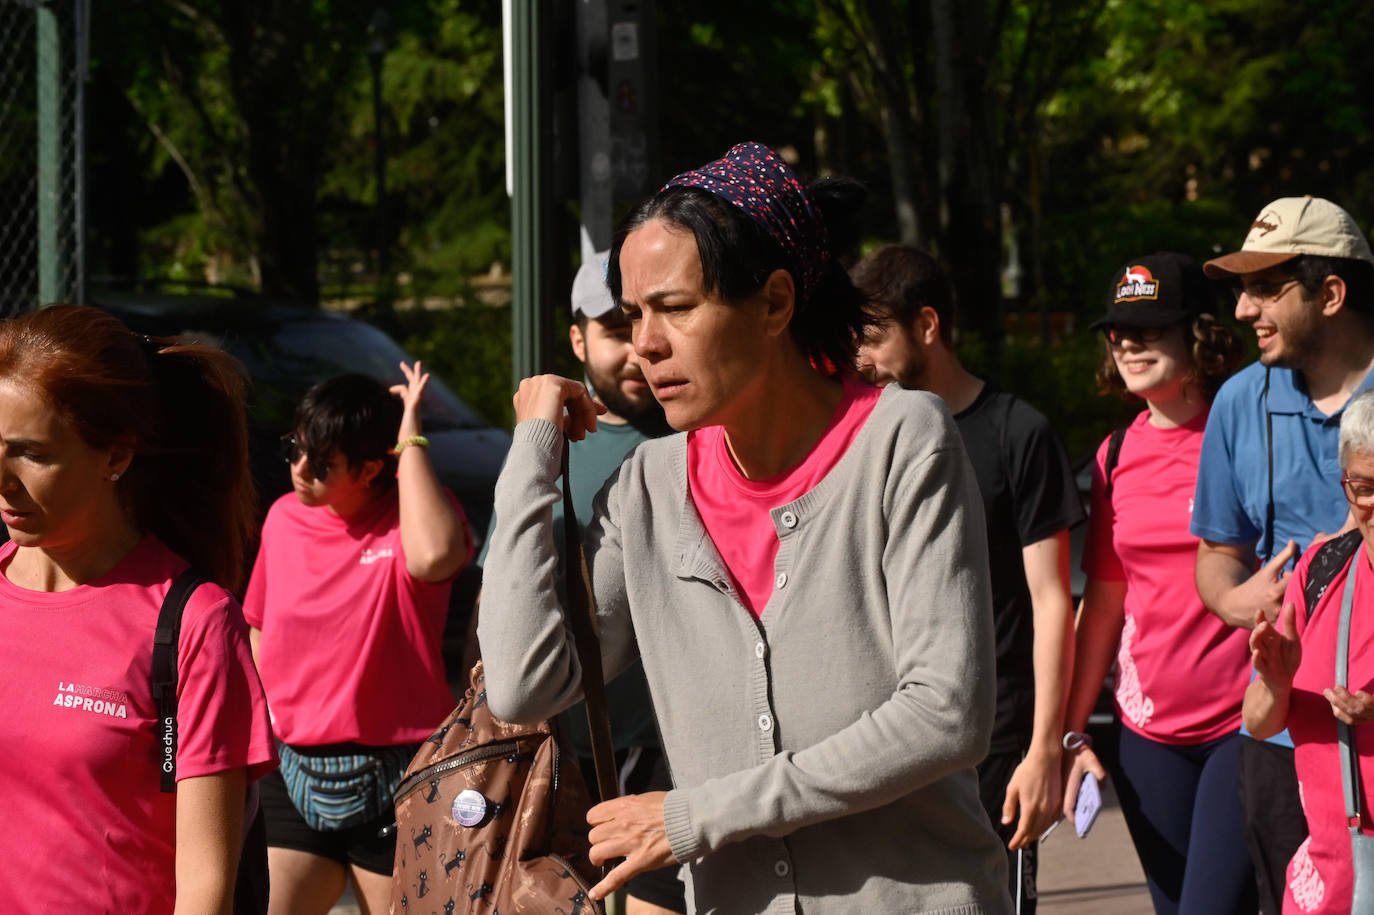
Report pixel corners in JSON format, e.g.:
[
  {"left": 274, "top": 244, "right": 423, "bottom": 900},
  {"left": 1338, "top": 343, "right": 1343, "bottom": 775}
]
[{"left": 1037, "top": 779, "right": 1153, "bottom": 914}]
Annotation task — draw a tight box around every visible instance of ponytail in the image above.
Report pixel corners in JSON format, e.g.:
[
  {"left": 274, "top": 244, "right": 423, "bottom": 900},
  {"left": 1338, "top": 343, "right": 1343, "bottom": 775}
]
[{"left": 134, "top": 337, "right": 256, "bottom": 592}]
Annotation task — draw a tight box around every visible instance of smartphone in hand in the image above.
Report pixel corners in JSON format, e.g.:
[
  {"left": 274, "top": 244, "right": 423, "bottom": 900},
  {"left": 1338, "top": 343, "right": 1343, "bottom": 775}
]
[{"left": 1074, "top": 772, "right": 1102, "bottom": 838}]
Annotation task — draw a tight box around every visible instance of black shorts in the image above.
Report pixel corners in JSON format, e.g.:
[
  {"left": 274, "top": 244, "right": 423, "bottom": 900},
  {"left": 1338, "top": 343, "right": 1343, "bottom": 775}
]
[
  {"left": 259, "top": 767, "right": 397, "bottom": 875},
  {"left": 579, "top": 745, "right": 687, "bottom": 913}
]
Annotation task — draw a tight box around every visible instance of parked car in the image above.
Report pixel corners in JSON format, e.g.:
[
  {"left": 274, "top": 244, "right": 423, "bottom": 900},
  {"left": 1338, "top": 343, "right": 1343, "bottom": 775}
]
[{"left": 90, "top": 290, "right": 512, "bottom": 681}]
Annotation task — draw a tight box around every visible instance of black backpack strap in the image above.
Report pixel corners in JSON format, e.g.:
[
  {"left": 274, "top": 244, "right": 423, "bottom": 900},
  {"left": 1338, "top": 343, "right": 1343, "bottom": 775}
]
[
  {"left": 1263, "top": 367, "right": 1276, "bottom": 562},
  {"left": 153, "top": 568, "right": 211, "bottom": 793},
  {"left": 1303, "top": 529, "right": 1363, "bottom": 622},
  {"left": 1103, "top": 423, "right": 1130, "bottom": 500}
]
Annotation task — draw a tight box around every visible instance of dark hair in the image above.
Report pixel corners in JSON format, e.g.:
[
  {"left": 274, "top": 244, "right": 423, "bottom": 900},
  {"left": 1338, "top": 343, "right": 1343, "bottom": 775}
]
[
  {"left": 0, "top": 304, "right": 256, "bottom": 591},
  {"left": 294, "top": 374, "right": 402, "bottom": 490},
  {"left": 606, "top": 177, "right": 874, "bottom": 373},
  {"left": 1095, "top": 313, "right": 1244, "bottom": 403},
  {"left": 1288, "top": 255, "right": 1374, "bottom": 318},
  {"left": 849, "top": 244, "right": 956, "bottom": 345}
]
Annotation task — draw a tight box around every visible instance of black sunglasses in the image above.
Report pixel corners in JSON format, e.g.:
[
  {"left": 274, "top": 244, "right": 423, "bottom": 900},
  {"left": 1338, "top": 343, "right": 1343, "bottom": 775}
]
[
  {"left": 278, "top": 434, "right": 333, "bottom": 481},
  {"left": 1101, "top": 324, "right": 1170, "bottom": 346}
]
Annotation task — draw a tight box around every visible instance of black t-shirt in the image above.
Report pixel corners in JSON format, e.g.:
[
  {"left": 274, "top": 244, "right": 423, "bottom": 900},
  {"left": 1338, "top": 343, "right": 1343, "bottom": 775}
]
[{"left": 954, "top": 383, "right": 1084, "bottom": 753}]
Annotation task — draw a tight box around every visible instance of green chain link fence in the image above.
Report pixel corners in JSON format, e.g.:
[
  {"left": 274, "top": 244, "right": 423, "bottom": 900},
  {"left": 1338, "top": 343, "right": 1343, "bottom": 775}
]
[{"left": 0, "top": 0, "right": 87, "bottom": 315}]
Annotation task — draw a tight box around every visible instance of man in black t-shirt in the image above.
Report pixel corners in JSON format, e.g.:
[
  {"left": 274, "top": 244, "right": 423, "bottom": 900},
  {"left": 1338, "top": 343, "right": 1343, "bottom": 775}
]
[{"left": 852, "top": 245, "right": 1084, "bottom": 914}]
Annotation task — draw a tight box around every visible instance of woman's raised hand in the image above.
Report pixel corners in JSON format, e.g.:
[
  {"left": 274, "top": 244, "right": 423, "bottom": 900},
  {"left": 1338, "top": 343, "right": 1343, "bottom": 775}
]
[
  {"left": 390, "top": 360, "right": 429, "bottom": 440},
  {"left": 513, "top": 374, "right": 607, "bottom": 441},
  {"left": 1250, "top": 603, "right": 1301, "bottom": 691}
]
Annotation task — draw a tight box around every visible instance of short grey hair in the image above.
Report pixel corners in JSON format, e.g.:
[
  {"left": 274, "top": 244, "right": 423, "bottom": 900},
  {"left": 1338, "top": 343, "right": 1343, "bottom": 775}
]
[{"left": 1340, "top": 389, "right": 1374, "bottom": 469}]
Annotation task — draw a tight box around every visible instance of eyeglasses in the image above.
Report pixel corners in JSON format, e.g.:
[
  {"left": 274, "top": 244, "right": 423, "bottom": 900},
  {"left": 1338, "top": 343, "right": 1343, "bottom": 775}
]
[
  {"left": 1231, "top": 278, "right": 1300, "bottom": 305},
  {"left": 1342, "top": 476, "right": 1374, "bottom": 510},
  {"left": 1102, "top": 325, "right": 1169, "bottom": 346},
  {"left": 279, "top": 434, "right": 333, "bottom": 481}
]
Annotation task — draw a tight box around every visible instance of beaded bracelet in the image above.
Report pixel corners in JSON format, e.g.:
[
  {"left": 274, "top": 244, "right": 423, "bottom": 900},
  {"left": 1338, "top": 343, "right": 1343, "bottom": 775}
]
[{"left": 391, "top": 435, "right": 430, "bottom": 455}]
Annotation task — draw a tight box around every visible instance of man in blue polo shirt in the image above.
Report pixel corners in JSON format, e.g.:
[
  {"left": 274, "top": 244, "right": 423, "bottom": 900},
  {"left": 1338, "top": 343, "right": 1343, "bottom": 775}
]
[{"left": 1192, "top": 196, "right": 1374, "bottom": 914}]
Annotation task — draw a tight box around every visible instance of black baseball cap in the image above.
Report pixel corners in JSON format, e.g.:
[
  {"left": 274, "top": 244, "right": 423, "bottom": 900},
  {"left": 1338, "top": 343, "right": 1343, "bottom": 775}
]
[{"left": 1090, "top": 252, "right": 1214, "bottom": 331}]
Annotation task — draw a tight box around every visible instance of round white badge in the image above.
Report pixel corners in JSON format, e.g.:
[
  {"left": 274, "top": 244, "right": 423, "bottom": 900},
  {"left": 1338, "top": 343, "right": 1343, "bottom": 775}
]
[{"left": 452, "top": 789, "right": 488, "bottom": 827}]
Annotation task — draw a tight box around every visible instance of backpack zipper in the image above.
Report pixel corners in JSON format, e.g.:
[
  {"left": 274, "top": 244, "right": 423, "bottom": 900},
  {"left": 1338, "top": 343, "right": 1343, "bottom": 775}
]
[
  {"left": 392, "top": 738, "right": 527, "bottom": 803},
  {"left": 547, "top": 851, "right": 605, "bottom": 914}
]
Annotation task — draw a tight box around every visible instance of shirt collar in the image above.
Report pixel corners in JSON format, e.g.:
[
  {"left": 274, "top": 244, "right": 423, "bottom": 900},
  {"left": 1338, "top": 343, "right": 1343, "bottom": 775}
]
[{"left": 1265, "top": 363, "right": 1374, "bottom": 419}]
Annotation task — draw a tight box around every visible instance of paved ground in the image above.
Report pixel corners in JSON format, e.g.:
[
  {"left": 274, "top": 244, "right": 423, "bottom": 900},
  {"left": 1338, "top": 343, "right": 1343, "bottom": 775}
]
[
  {"left": 1038, "top": 779, "right": 1153, "bottom": 914},
  {"left": 327, "top": 781, "right": 1151, "bottom": 915}
]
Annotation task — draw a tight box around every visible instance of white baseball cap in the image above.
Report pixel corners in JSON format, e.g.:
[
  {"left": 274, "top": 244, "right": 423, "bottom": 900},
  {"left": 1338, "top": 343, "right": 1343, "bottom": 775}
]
[
  {"left": 1204, "top": 196, "right": 1374, "bottom": 278},
  {"left": 570, "top": 251, "right": 616, "bottom": 320}
]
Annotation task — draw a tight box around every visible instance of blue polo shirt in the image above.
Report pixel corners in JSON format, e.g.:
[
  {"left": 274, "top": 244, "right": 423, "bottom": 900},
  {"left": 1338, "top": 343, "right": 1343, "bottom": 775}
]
[{"left": 1192, "top": 359, "right": 1374, "bottom": 745}]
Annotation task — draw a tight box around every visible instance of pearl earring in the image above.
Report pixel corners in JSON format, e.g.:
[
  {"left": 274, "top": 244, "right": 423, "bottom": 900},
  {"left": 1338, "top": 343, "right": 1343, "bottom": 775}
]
[{"left": 110, "top": 472, "right": 120, "bottom": 482}]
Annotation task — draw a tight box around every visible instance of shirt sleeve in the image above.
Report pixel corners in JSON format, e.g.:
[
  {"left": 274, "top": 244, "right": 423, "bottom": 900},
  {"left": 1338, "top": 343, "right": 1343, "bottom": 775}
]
[
  {"left": 662, "top": 421, "right": 996, "bottom": 861},
  {"left": 176, "top": 586, "right": 278, "bottom": 782},
  {"left": 241, "top": 529, "right": 270, "bottom": 630},
  {"left": 1190, "top": 388, "right": 1261, "bottom": 546},
  {"left": 1082, "top": 433, "right": 1126, "bottom": 582},
  {"left": 1006, "top": 400, "right": 1085, "bottom": 547}
]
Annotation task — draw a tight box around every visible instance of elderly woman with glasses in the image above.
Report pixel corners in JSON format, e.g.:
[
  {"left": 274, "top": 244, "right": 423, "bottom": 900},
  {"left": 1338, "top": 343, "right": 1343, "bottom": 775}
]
[
  {"left": 244, "top": 367, "right": 472, "bottom": 915},
  {"left": 1245, "top": 387, "right": 1374, "bottom": 915},
  {"left": 1061, "top": 253, "right": 1250, "bottom": 914},
  {"left": 480, "top": 142, "right": 1012, "bottom": 914}
]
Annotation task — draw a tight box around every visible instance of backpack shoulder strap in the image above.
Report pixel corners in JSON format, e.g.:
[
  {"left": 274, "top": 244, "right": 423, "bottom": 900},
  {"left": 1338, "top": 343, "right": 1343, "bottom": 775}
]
[
  {"left": 1303, "top": 529, "right": 1363, "bottom": 622},
  {"left": 1103, "top": 423, "right": 1130, "bottom": 500},
  {"left": 153, "top": 568, "right": 212, "bottom": 793}
]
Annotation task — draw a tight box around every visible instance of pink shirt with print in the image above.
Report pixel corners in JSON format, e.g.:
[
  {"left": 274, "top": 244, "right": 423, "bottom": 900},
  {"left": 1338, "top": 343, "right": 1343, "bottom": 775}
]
[
  {"left": 244, "top": 486, "right": 470, "bottom": 746},
  {"left": 0, "top": 535, "right": 276, "bottom": 915},
  {"left": 1082, "top": 408, "right": 1251, "bottom": 744},
  {"left": 1282, "top": 541, "right": 1374, "bottom": 914}
]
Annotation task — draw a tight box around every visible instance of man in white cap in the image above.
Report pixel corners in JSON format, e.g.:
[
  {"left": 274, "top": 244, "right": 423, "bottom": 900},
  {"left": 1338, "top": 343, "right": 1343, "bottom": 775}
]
[{"left": 1191, "top": 196, "right": 1374, "bottom": 914}]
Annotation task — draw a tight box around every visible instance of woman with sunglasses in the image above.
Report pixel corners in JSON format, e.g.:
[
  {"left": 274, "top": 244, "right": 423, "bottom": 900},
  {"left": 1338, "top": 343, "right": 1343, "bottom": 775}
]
[
  {"left": 244, "top": 367, "right": 472, "bottom": 915},
  {"left": 1061, "top": 253, "right": 1250, "bottom": 914}
]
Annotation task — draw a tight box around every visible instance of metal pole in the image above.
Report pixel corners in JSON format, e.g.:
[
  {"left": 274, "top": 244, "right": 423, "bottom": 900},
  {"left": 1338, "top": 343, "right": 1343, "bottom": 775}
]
[
  {"left": 74, "top": 0, "right": 89, "bottom": 304},
  {"left": 507, "top": 0, "right": 552, "bottom": 389},
  {"left": 36, "top": 1, "right": 61, "bottom": 306}
]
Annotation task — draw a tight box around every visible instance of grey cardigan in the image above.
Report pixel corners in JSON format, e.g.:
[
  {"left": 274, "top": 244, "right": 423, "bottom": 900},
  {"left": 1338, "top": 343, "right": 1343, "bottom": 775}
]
[{"left": 480, "top": 385, "right": 1011, "bottom": 915}]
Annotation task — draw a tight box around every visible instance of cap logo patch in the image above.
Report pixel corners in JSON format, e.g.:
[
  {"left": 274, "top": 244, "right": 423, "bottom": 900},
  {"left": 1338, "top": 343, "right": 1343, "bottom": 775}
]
[
  {"left": 1251, "top": 210, "right": 1281, "bottom": 237},
  {"left": 1116, "top": 266, "right": 1160, "bottom": 303}
]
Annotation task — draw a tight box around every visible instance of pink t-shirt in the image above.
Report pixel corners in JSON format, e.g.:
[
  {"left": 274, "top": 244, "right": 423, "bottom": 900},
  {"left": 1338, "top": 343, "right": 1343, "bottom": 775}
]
[
  {"left": 1283, "top": 543, "right": 1374, "bottom": 914},
  {"left": 1082, "top": 408, "right": 1251, "bottom": 744},
  {"left": 0, "top": 535, "right": 275, "bottom": 915},
  {"left": 686, "top": 377, "right": 881, "bottom": 617},
  {"left": 244, "top": 487, "right": 470, "bottom": 746}
]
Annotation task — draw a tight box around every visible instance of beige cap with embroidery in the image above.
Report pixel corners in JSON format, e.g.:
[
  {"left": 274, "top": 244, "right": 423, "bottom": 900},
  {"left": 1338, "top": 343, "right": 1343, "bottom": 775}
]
[{"left": 1203, "top": 196, "right": 1374, "bottom": 278}]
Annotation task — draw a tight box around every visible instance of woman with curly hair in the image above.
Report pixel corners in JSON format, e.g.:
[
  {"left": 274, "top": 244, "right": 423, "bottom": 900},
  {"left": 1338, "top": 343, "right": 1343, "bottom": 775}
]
[{"left": 1061, "top": 252, "right": 1251, "bottom": 914}]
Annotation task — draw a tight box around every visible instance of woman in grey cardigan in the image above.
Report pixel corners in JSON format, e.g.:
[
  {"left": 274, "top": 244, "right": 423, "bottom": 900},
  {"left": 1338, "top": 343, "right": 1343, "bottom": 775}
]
[{"left": 480, "top": 142, "right": 1011, "bottom": 915}]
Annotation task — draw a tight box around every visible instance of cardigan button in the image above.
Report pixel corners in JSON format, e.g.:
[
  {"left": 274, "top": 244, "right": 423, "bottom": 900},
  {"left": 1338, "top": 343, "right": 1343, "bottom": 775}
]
[
  {"left": 774, "top": 859, "right": 790, "bottom": 877},
  {"left": 775, "top": 572, "right": 788, "bottom": 589},
  {"left": 780, "top": 510, "right": 797, "bottom": 529},
  {"left": 755, "top": 641, "right": 766, "bottom": 659},
  {"left": 758, "top": 713, "right": 773, "bottom": 732}
]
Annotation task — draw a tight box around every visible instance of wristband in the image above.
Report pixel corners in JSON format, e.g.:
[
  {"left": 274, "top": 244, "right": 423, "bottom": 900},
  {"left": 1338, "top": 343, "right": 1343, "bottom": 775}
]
[
  {"left": 1063, "top": 730, "right": 1093, "bottom": 751},
  {"left": 391, "top": 435, "right": 430, "bottom": 455}
]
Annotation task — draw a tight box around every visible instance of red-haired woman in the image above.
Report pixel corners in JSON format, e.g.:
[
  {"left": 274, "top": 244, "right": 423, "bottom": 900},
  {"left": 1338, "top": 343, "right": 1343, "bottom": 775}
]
[{"left": 0, "top": 304, "right": 276, "bottom": 914}]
